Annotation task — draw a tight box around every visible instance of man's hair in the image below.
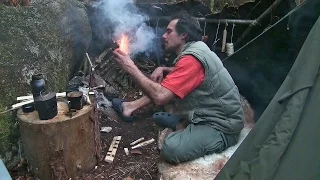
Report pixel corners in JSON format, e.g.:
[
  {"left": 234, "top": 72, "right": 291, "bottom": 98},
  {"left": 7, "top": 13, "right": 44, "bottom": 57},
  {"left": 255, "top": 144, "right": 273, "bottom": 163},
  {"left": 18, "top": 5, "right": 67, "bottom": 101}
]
[{"left": 170, "top": 11, "right": 202, "bottom": 42}]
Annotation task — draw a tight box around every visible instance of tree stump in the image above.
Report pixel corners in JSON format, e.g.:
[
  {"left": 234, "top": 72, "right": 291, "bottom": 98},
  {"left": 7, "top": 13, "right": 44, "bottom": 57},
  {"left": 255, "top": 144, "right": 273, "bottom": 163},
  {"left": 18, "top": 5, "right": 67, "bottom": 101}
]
[{"left": 18, "top": 101, "right": 98, "bottom": 180}]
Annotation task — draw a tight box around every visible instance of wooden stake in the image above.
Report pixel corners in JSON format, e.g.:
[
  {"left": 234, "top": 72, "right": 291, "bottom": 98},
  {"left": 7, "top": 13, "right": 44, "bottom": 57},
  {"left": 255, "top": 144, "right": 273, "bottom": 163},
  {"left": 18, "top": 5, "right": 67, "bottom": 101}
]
[
  {"left": 131, "top": 138, "right": 154, "bottom": 149},
  {"left": 104, "top": 136, "right": 121, "bottom": 163},
  {"left": 130, "top": 137, "right": 144, "bottom": 146}
]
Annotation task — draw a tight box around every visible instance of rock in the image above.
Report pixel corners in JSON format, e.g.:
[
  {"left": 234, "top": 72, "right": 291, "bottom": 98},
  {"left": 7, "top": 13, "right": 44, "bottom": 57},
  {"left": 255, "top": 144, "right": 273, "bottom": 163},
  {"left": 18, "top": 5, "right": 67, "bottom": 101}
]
[
  {"left": 100, "top": 126, "right": 112, "bottom": 133},
  {"left": 0, "top": 0, "right": 91, "bottom": 168}
]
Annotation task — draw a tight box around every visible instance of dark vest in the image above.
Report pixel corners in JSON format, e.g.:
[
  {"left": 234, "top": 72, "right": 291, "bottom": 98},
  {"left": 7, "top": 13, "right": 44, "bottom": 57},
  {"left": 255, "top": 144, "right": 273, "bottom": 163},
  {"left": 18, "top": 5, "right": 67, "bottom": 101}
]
[{"left": 173, "top": 41, "right": 244, "bottom": 134}]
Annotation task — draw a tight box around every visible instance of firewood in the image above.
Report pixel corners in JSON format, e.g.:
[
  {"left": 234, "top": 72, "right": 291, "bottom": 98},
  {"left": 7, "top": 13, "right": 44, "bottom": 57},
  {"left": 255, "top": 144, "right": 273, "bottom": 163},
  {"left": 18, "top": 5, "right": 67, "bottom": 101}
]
[
  {"left": 104, "top": 136, "right": 122, "bottom": 163},
  {"left": 98, "top": 48, "right": 113, "bottom": 63}
]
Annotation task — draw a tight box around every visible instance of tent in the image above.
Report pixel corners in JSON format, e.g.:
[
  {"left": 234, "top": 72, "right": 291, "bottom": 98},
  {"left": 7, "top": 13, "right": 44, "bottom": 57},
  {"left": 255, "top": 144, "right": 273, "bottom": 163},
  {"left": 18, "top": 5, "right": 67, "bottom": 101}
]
[
  {"left": 223, "top": 0, "right": 320, "bottom": 120},
  {"left": 215, "top": 1, "right": 320, "bottom": 179}
]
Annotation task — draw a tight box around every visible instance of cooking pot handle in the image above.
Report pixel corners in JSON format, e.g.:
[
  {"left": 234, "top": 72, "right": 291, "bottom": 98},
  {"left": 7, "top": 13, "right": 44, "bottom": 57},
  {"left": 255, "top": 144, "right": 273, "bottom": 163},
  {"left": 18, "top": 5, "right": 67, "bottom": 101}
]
[{"left": 62, "top": 100, "right": 71, "bottom": 112}]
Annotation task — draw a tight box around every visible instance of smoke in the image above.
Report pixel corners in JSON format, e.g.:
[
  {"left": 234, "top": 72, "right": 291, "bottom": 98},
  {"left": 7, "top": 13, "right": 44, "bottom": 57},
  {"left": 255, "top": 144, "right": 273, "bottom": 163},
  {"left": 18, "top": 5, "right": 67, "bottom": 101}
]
[{"left": 94, "top": 0, "right": 157, "bottom": 57}]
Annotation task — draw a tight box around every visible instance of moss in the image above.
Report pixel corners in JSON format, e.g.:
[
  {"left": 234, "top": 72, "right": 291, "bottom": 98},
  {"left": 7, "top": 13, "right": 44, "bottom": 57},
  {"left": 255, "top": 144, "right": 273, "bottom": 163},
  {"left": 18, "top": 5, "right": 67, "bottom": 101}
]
[
  {"left": 0, "top": 5, "right": 72, "bottom": 105},
  {"left": 0, "top": 1, "right": 91, "bottom": 167},
  {"left": 0, "top": 105, "right": 16, "bottom": 155}
]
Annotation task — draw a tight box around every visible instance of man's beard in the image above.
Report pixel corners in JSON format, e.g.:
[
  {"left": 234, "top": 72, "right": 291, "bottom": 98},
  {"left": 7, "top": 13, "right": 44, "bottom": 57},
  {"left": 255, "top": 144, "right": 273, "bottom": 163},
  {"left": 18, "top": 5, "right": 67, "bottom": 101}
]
[{"left": 162, "top": 43, "right": 175, "bottom": 54}]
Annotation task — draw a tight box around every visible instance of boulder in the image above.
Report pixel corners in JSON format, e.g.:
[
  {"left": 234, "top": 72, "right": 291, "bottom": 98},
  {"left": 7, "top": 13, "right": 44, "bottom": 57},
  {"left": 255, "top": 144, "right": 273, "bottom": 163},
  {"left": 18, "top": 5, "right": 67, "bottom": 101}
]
[{"left": 0, "top": 0, "right": 91, "bottom": 168}]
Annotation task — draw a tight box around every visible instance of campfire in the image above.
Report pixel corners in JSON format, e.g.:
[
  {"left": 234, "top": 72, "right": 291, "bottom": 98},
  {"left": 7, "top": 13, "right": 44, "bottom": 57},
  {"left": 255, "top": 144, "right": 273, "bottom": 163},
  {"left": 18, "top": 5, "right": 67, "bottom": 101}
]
[{"left": 118, "top": 33, "right": 129, "bottom": 54}]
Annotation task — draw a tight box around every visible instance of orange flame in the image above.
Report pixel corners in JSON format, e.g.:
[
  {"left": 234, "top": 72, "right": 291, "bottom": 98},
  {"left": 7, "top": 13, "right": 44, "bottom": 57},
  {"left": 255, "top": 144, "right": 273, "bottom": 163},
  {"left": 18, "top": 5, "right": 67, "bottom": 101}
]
[{"left": 118, "top": 34, "right": 129, "bottom": 54}]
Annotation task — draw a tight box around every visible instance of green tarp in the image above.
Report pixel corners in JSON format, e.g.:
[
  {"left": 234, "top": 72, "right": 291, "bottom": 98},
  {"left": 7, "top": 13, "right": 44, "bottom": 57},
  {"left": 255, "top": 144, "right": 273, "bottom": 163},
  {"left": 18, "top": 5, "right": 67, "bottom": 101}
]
[{"left": 215, "top": 15, "right": 320, "bottom": 180}]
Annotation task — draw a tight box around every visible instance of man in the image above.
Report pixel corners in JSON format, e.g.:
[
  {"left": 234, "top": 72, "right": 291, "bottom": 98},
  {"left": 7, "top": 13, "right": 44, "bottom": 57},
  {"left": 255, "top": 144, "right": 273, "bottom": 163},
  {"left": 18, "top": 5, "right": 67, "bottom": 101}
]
[{"left": 112, "top": 12, "right": 244, "bottom": 164}]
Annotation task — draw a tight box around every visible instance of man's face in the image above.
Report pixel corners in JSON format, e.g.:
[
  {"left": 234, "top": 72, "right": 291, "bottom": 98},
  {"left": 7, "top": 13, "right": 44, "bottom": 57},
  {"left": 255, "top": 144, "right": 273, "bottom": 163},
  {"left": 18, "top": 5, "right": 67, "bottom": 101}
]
[{"left": 162, "top": 19, "right": 185, "bottom": 53}]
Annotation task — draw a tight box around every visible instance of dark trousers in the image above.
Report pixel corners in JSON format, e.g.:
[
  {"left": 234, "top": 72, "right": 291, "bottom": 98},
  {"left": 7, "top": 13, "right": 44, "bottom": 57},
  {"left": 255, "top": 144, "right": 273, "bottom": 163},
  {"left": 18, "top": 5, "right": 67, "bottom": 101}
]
[{"left": 161, "top": 124, "right": 239, "bottom": 164}]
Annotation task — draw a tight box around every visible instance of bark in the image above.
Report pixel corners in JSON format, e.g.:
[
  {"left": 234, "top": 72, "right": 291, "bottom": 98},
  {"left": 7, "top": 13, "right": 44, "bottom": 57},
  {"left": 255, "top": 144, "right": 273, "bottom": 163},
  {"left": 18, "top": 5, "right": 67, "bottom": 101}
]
[{"left": 18, "top": 101, "right": 97, "bottom": 180}]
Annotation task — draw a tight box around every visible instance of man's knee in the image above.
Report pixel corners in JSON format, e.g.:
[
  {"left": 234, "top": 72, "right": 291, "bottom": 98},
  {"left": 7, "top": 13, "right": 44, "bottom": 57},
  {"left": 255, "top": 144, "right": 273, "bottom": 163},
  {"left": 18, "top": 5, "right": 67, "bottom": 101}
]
[{"left": 160, "top": 138, "right": 181, "bottom": 164}]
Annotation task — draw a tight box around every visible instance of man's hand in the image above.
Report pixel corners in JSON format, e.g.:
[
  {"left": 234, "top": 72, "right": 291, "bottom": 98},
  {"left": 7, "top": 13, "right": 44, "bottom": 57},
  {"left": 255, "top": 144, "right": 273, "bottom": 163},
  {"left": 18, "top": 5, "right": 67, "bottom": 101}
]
[
  {"left": 112, "top": 49, "right": 136, "bottom": 72},
  {"left": 150, "top": 67, "right": 165, "bottom": 83},
  {"left": 112, "top": 49, "right": 175, "bottom": 105}
]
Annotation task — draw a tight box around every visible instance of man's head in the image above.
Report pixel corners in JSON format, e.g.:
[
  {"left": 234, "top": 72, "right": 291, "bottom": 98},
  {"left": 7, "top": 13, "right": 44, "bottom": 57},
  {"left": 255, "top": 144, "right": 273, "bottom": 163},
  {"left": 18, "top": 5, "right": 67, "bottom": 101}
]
[{"left": 162, "top": 11, "right": 202, "bottom": 54}]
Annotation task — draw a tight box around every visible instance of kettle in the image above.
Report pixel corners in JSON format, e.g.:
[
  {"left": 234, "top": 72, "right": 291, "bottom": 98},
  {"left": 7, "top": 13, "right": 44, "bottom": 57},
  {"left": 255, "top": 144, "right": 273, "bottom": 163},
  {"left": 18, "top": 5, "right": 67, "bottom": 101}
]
[{"left": 30, "top": 74, "right": 47, "bottom": 98}]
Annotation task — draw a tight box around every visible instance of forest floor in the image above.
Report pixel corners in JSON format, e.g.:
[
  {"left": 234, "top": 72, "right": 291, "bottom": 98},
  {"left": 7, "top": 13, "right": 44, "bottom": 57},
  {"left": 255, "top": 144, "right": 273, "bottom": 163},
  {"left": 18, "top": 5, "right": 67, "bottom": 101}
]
[{"left": 11, "top": 89, "right": 162, "bottom": 180}]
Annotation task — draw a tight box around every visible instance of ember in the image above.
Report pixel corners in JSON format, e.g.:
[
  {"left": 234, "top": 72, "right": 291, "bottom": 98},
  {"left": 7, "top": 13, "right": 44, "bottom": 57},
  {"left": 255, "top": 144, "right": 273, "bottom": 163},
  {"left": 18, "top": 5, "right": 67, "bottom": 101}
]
[{"left": 119, "top": 33, "right": 129, "bottom": 54}]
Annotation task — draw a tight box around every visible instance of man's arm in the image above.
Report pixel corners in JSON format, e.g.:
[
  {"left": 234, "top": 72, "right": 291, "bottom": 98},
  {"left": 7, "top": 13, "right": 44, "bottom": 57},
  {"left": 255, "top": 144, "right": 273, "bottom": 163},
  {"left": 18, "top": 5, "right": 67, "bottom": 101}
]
[
  {"left": 150, "top": 66, "right": 174, "bottom": 83},
  {"left": 113, "top": 49, "right": 175, "bottom": 105},
  {"left": 162, "top": 67, "right": 174, "bottom": 73}
]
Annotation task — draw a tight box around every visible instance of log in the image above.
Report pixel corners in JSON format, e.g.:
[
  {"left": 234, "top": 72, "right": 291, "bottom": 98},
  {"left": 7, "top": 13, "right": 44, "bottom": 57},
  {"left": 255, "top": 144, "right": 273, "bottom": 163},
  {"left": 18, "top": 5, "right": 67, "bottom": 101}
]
[{"left": 17, "top": 101, "right": 98, "bottom": 180}]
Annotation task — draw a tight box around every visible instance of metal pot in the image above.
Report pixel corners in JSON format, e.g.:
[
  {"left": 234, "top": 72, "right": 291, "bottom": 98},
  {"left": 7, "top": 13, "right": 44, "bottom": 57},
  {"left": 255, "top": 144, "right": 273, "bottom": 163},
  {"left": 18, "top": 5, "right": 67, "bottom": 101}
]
[{"left": 34, "top": 92, "right": 57, "bottom": 120}]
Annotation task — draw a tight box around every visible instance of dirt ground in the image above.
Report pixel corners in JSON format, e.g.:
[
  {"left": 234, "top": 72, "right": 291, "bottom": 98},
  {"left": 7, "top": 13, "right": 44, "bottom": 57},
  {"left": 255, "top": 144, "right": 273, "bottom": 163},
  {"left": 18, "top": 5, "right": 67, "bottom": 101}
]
[{"left": 10, "top": 90, "right": 162, "bottom": 180}]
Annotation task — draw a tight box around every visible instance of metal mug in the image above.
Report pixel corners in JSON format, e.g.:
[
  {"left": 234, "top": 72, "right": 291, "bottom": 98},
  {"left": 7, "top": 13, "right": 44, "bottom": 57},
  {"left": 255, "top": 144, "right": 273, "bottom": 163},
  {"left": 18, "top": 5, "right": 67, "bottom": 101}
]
[{"left": 67, "top": 91, "right": 83, "bottom": 110}]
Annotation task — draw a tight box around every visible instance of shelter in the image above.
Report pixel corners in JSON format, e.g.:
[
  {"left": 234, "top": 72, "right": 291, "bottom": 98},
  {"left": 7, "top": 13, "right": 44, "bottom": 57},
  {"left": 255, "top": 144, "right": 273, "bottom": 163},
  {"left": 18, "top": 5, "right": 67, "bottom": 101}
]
[{"left": 216, "top": 0, "right": 320, "bottom": 179}]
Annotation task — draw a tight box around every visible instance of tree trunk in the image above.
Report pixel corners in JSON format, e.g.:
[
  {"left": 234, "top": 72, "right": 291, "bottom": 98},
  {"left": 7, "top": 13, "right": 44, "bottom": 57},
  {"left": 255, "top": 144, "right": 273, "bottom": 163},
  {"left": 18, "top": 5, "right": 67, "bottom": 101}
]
[{"left": 18, "top": 101, "right": 97, "bottom": 180}]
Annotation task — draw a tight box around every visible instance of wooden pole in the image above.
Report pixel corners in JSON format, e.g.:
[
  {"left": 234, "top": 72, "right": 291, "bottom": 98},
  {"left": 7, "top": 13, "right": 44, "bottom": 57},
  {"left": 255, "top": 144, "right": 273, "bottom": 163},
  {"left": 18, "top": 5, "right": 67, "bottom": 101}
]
[
  {"left": 150, "top": 17, "right": 256, "bottom": 25},
  {"left": 234, "top": 0, "right": 284, "bottom": 47}
]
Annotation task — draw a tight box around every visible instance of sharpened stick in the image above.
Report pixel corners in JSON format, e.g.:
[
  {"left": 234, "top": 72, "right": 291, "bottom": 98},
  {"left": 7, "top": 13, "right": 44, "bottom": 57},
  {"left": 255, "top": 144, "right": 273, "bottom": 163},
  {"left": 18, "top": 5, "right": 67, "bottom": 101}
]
[
  {"left": 131, "top": 138, "right": 155, "bottom": 149},
  {"left": 12, "top": 99, "right": 34, "bottom": 110},
  {"left": 130, "top": 137, "right": 145, "bottom": 146},
  {"left": 86, "top": 53, "right": 94, "bottom": 70},
  {"left": 104, "top": 136, "right": 121, "bottom": 163},
  {"left": 17, "top": 92, "right": 66, "bottom": 101},
  {"left": 16, "top": 92, "right": 95, "bottom": 101}
]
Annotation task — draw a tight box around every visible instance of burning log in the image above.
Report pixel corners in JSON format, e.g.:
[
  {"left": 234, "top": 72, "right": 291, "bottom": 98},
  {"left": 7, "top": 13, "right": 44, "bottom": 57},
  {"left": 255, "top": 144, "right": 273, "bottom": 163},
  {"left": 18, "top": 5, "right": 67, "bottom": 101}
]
[{"left": 93, "top": 34, "right": 156, "bottom": 90}]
